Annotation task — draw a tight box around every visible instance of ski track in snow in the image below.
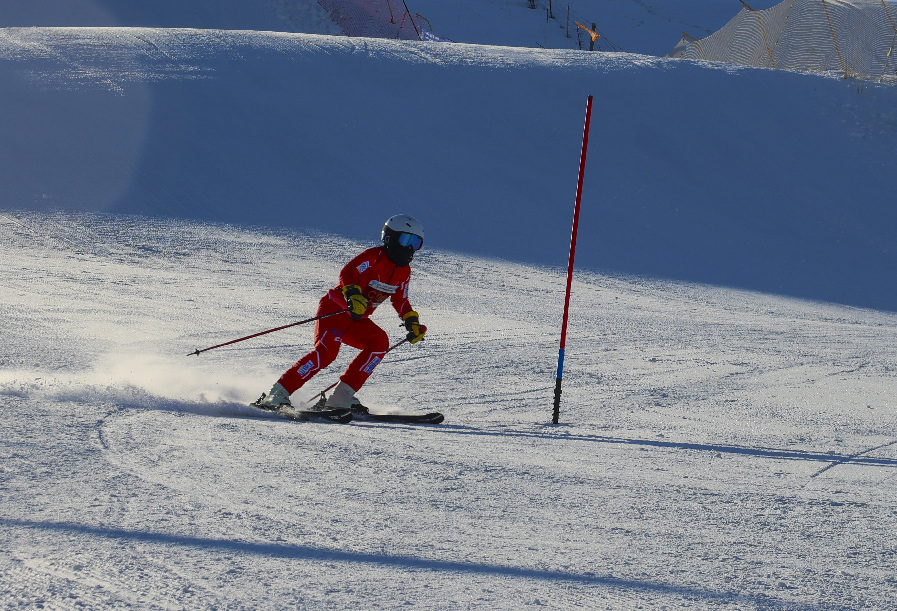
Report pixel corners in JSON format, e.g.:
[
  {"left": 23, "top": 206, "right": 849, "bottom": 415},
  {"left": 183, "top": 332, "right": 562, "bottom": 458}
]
[{"left": 2, "top": 212, "right": 896, "bottom": 609}]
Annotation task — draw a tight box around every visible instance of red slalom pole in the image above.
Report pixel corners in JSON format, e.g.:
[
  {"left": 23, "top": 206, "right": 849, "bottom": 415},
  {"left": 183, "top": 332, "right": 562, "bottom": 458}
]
[{"left": 553, "top": 94, "right": 593, "bottom": 424}]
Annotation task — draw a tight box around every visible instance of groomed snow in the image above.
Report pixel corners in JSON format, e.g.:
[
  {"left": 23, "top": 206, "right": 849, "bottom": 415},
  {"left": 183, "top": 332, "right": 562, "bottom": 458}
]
[
  {"left": 2, "top": 1, "right": 897, "bottom": 609},
  {"left": 3, "top": 211, "right": 896, "bottom": 609}
]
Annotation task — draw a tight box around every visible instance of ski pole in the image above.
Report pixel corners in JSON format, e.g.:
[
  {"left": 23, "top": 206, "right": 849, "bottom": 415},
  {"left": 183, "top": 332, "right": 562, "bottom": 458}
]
[
  {"left": 188, "top": 309, "right": 349, "bottom": 356},
  {"left": 300, "top": 337, "right": 411, "bottom": 407}
]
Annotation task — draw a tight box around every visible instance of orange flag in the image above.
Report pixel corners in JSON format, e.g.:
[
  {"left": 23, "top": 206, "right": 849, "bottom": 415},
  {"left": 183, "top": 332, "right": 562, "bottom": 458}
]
[{"left": 576, "top": 22, "right": 599, "bottom": 43}]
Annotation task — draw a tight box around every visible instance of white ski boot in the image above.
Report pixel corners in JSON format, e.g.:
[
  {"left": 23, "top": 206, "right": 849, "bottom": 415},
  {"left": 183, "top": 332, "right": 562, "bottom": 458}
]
[
  {"left": 255, "top": 382, "right": 292, "bottom": 410},
  {"left": 324, "top": 381, "right": 366, "bottom": 413}
]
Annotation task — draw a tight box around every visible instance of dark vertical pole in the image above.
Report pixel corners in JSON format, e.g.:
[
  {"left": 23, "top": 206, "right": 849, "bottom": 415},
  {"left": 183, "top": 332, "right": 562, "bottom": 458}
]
[
  {"left": 400, "top": 0, "right": 422, "bottom": 39},
  {"left": 553, "top": 94, "right": 593, "bottom": 424}
]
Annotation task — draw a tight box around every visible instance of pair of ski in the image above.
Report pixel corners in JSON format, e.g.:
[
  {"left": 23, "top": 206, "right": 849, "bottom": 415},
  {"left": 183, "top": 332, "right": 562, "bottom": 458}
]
[{"left": 250, "top": 394, "right": 444, "bottom": 425}]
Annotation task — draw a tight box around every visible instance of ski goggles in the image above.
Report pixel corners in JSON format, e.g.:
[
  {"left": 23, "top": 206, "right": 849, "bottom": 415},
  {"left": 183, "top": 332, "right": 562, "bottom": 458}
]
[{"left": 397, "top": 232, "right": 424, "bottom": 251}]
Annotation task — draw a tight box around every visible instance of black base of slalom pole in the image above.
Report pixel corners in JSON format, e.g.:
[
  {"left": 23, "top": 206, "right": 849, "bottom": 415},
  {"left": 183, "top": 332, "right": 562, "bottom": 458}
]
[{"left": 552, "top": 377, "right": 562, "bottom": 424}]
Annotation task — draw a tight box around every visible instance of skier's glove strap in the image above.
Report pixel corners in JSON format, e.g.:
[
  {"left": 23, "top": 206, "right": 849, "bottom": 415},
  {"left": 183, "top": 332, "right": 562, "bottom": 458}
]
[
  {"left": 403, "top": 310, "right": 426, "bottom": 344},
  {"left": 342, "top": 285, "right": 368, "bottom": 320}
]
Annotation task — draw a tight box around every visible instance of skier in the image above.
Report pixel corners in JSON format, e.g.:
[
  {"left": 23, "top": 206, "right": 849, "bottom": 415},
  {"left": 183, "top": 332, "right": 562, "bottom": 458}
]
[{"left": 256, "top": 214, "right": 427, "bottom": 411}]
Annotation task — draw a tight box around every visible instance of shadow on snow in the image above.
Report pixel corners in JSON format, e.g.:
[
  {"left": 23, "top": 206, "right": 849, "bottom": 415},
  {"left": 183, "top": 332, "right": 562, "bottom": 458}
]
[
  {"left": 123, "top": 399, "right": 897, "bottom": 471},
  {"left": 435, "top": 424, "right": 897, "bottom": 470},
  {"left": 2, "top": 517, "right": 834, "bottom": 610}
]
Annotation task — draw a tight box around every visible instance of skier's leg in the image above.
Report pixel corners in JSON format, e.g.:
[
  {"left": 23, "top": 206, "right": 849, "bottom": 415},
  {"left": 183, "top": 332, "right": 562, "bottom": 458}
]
[
  {"left": 274, "top": 296, "right": 350, "bottom": 394},
  {"left": 338, "top": 318, "right": 390, "bottom": 391},
  {"left": 277, "top": 328, "right": 343, "bottom": 394},
  {"left": 257, "top": 325, "right": 344, "bottom": 410}
]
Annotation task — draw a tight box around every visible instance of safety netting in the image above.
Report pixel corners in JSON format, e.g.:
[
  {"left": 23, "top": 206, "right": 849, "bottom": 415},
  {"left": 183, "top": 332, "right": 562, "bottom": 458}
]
[
  {"left": 317, "top": 0, "right": 422, "bottom": 40},
  {"left": 667, "top": 0, "right": 897, "bottom": 84}
]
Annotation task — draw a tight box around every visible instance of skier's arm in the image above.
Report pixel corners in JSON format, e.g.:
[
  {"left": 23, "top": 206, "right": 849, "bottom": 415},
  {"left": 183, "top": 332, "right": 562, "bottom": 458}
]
[
  {"left": 393, "top": 278, "right": 425, "bottom": 343},
  {"left": 335, "top": 249, "right": 375, "bottom": 317},
  {"left": 391, "top": 278, "right": 413, "bottom": 318},
  {"left": 338, "top": 250, "right": 369, "bottom": 288}
]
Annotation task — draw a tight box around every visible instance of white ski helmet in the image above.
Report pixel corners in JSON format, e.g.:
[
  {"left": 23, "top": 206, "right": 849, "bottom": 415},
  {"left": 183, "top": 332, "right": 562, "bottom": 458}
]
[{"left": 381, "top": 214, "right": 424, "bottom": 266}]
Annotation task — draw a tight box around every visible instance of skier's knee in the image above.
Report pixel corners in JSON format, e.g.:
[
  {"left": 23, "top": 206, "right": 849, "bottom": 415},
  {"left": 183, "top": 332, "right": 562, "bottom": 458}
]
[
  {"left": 366, "top": 326, "right": 389, "bottom": 353},
  {"left": 316, "top": 330, "right": 343, "bottom": 366}
]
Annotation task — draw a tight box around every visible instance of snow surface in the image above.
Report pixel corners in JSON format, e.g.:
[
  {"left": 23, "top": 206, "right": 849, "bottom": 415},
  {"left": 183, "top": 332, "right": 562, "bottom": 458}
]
[{"left": 2, "top": 1, "right": 897, "bottom": 609}]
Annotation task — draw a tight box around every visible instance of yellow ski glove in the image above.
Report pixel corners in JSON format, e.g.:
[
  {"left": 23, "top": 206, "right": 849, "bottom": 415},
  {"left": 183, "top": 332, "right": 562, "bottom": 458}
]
[
  {"left": 342, "top": 285, "right": 369, "bottom": 320},
  {"left": 403, "top": 311, "right": 427, "bottom": 344}
]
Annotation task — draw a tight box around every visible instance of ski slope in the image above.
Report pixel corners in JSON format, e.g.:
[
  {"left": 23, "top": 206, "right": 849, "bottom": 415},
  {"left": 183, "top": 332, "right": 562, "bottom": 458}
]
[
  {"left": 2, "top": 1, "right": 897, "bottom": 609},
  {"left": 4, "top": 211, "right": 897, "bottom": 609},
  {"left": 1, "top": 24, "right": 896, "bottom": 310}
]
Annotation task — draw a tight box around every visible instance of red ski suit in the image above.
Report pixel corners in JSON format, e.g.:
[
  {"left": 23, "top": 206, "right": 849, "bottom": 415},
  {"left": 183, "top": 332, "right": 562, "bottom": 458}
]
[{"left": 278, "top": 246, "right": 414, "bottom": 394}]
